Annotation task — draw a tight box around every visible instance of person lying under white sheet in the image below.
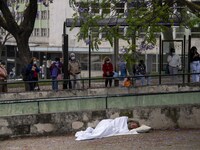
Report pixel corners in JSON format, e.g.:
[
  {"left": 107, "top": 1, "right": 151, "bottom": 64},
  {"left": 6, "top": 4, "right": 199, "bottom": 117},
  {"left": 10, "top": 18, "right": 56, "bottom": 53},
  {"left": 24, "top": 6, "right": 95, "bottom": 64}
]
[{"left": 75, "top": 116, "right": 151, "bottom": 141}]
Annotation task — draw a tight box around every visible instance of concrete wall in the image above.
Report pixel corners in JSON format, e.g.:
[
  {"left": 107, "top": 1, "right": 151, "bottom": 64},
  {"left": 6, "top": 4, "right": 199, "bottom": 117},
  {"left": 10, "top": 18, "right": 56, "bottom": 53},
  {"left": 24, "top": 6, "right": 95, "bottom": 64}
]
[
  {"left": 0, "top": 104, "right": 200, "bottom": 138},
  {"left": 1, "top": 91, "right": 200, "bottom": 116},
  {"left": 1, "top": 84, "right": 200, "bottom": 138}
]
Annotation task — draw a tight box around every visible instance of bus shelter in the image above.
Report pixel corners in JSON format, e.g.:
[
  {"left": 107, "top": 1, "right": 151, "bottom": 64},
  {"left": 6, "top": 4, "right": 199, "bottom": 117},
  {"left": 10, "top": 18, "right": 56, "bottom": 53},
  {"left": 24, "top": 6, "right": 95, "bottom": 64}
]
[{"left": 63, "top": 18, "right": 190, "bottom": 89}]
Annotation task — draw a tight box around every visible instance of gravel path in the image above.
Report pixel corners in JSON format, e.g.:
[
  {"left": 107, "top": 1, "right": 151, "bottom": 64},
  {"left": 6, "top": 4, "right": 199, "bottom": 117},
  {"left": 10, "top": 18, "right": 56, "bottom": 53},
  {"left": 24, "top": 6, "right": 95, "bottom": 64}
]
[{"left": 1, "top": 129, "right": 200, "bottom": 150}]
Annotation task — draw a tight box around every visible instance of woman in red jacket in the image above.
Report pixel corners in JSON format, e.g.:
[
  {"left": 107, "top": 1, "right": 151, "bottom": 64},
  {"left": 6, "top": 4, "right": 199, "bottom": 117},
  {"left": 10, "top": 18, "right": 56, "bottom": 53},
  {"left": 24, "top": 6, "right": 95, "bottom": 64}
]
[{"left": 102, "top": 57, "right": 113, "bottom": 87}]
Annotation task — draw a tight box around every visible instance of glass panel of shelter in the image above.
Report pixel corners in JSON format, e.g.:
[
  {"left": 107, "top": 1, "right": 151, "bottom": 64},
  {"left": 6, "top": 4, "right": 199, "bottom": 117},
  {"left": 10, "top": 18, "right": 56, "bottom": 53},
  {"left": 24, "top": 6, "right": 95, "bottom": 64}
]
[{"left": 161, "top": 40, "right": 183, "bottom": 84}]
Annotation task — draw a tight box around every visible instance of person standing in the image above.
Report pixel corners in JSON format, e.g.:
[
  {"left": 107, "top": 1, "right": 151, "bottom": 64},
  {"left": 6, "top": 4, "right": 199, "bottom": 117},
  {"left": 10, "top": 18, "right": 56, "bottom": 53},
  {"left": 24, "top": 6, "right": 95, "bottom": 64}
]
[
  {"left": 0, "top": 61, "right": 7, "bottom": 92},
  {"left": 118, "top": 58, "right": 127, "bottom": 80},
  {"left": 102, "top": 57, "right": 114, "bottom": 87},
  {"left": 135, "top": 60, "right": 150, "bottom": 85},
  {"left": 68, "top": 53, "right": 82, "bottom": 89},
  {"left": 50, "top": 57, "right": 63, "bottom": 91},
  {"left": 189, "top": 46, "right": 200, "bottom": 83},
  {"left": 167, "top": 48, "right": 181, "bottom": 82},
  {"left": 26, "top": 57, "right": 40, "bottom": 91}
]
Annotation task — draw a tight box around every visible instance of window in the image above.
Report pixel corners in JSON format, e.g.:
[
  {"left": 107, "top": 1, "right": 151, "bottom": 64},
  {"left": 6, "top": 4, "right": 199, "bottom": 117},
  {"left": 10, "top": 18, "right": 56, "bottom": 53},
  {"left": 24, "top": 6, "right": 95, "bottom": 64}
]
[
  {"left": 34, "top": 28, "right": 40, "bottom": 36},
  {"left": 0, "top": 28, "right": 6, "bottom": 36},
  {"left": 41, "top": 10, "right": 48, "bottom": 20},
  {"left": 17, "top": 0, "right": 24, "bottom": 3},
  {"left": 115, "top": 3, "right": 125, "bottom": 14},
  {"left": 16, "top": 12, "right": 23, "bottom": 22},
  {"left": 79, "top": 2, "right": 110, "bottom": 16},
  {"left": 91, "top": 3, "right": 100, "bottom": 14},
  {"left": 7, "top": 46, "right": 15, "bottom": 57},
  {"left": 41, "top": 28, "right": 49, "bottom": 37}
]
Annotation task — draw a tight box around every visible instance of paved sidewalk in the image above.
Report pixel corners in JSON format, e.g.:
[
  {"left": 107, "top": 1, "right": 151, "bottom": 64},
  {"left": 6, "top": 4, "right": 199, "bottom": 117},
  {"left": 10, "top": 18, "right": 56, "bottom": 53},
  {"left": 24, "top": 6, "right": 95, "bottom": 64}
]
[{"left": 0, "top": 129, "right": 200, "bottom": 150}]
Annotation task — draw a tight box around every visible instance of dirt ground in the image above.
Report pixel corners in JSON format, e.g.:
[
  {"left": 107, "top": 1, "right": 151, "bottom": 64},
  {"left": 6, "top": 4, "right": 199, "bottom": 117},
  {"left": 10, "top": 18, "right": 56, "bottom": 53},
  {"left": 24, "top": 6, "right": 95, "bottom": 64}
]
[{"left": 0, "top": 129, "right": 200, "bottom": 150}]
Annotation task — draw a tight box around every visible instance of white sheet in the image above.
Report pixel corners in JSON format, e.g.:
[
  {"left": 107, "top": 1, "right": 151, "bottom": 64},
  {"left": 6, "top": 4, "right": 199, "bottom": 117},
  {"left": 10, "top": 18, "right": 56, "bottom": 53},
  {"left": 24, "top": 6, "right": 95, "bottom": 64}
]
[{"left": 75, "top": 116, "right": 138, "bottom": 141}]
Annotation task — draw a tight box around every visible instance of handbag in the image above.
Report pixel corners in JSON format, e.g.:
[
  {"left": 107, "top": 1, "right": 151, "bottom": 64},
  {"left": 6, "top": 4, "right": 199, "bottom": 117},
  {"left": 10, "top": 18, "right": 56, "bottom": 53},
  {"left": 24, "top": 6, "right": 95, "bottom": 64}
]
[
  {"left": 57, "top": 74, "right": 63, "bottom": 80},
  {"left": 178, "top": 65, "right": 182, "bottom": 70}
]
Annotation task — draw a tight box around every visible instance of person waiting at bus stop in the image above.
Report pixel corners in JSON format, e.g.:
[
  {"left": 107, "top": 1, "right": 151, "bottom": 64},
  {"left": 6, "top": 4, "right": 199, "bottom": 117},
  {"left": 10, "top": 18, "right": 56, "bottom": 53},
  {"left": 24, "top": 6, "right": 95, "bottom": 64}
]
[
  {"left": 26, "top": 57, "right": 40, "bottom": 91},
  {"left": 102, "top": 57, "right": 114, "bottom": 87},
  {"left": 50, "top": 57, "right": 63, "bottom": 91},
  {"left": 189, "top": 46, "right": 200, "bottom": 83},
  {"left": 135, "top": 60, "right": 150, "bottom": 86},
  {"left": 167, "top": 48, "right": 181, "bottom": 82},
  {"left": 68, "top": 53, "right": 82, "bottom": 89}
]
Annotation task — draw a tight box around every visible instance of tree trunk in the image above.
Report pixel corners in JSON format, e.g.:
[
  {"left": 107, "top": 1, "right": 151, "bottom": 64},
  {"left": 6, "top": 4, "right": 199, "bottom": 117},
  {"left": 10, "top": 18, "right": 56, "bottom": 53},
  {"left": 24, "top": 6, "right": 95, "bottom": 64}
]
[
  {"left": 15, "top": 35, "right": 31, "bottom": 91},
  {"left": 16, "top": 36, "right": 31, "bottom": 65},
  {"left": 0, "top": 45, "right": 3, "bottom": 60}
]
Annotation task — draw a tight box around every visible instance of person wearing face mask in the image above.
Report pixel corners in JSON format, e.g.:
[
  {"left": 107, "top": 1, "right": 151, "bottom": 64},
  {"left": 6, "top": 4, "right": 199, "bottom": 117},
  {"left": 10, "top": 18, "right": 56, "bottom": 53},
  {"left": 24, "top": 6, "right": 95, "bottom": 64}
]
[
  {"left": 50, "top": 57, "right": 63, "bottom": 91},
  {"left": 102, "top": 57, "right": 114, "bottom": 87},
  {"left": 68, "top": 53, "right": 82, "bottom": 89},
  {"left": 167, "top": 48, "right": 181, "bottom": 82},
  {"left": 189, "top": 46, "right": 200, "bottom": 82},
  {"left": 26, "top": 57, "right": 40, "bottom": 91}
]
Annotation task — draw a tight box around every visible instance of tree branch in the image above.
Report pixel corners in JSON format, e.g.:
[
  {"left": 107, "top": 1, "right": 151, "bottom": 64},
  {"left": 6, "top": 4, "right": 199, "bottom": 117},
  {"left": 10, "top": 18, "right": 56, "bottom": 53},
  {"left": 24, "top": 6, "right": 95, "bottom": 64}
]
[
  {"left": 20, "top": 0, "right": 38, "bottom": 37},
  {"left": 179, "top": 0, "right": 200, "bottom": 17},
  {"left": 0, "top": 0, "right": 19, "bottom": 35},
  {"left": 0, "top": 15, "right": 7, "bottom": 30},
  {"left": 2, "top": 33, "right": 12, "bottom": 46}
]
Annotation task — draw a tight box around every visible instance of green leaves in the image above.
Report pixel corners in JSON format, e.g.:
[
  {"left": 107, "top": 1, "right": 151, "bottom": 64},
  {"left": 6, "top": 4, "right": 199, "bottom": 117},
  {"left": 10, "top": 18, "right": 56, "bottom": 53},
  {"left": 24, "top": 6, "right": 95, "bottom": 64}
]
[{"left": 68, "top": 0, "right": 200, "bottom": 54}]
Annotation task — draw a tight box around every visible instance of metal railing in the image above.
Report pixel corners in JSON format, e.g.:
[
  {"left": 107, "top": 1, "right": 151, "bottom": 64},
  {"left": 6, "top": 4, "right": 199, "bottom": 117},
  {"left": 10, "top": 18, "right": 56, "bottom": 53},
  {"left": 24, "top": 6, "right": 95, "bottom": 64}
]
[
  {"left": 0, "top": 72, "right": 199, "bottom": 93},
  {"left": 0, "top": 89, "right": 200, "bottom": 117}
]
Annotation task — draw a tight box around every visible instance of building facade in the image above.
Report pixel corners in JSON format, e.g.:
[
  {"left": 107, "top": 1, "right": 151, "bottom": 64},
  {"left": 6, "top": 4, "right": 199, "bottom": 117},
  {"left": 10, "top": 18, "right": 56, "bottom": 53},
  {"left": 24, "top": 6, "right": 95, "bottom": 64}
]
[{"left": 0, "top": 0, "right": 200, "bottom": 78}]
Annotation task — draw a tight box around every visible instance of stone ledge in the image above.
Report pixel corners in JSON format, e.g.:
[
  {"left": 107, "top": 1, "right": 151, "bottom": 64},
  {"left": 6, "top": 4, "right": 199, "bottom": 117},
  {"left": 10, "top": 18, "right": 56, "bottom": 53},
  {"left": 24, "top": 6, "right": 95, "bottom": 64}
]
[
  {"left": 0, "top": 104, "right": 199, "bottom": 138},
  {"left": 0, "top": 85, "right": 200, "bottom": 101}
]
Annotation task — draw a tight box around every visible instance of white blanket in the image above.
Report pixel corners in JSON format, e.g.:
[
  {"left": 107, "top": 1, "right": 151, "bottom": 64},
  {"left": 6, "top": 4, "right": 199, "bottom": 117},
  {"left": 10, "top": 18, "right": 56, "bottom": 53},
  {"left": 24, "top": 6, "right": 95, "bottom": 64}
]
[{"left": 75, "top": 116, "right": 138, "bottom": 141}]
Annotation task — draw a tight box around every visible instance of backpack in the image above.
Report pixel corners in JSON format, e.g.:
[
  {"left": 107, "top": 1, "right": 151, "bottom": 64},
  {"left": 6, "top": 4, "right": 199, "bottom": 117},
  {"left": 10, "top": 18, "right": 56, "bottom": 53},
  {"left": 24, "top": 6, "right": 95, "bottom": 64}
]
[
  {"left": 136, "top": 64, "right": 146, "bottom": 75},
  {"left": 51, "top": 65, "right": 59, "bottom": 78}
]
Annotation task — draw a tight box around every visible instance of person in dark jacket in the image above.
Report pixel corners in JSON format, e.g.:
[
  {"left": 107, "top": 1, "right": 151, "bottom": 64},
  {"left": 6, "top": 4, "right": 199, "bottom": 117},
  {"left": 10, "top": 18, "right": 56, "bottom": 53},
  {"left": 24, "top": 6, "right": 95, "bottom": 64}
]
[
  {"left": 189, "top": 46, "right": 200, "bottom": 82},
  {"left": 135, "top": 60, "right": 150, "bottom": 86},
  {"left": 26, "top": 57, "right": 40, "bottom": 91},
  {"left": 102, "top": 57, "right": 113, "bottom": 87}
]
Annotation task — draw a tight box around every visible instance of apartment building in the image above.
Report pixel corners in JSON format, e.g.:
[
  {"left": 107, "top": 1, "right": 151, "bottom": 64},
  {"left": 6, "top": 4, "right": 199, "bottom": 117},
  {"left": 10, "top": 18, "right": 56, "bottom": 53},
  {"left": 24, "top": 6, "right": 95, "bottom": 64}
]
[{"left": 1, "top": 0, "right": 200, "bottom": 77}]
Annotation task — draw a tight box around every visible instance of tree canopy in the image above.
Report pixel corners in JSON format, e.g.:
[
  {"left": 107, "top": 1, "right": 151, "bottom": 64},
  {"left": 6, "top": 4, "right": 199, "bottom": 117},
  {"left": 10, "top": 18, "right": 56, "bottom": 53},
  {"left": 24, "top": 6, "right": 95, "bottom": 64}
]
[
  {"left": 0, "top": 0, "right": 38, "bottom": 64},
  {"left": 0, "top": 0, "right": 53, "bottom": 64},
  {"left": 1, "top": 0, "right": 200, "bottom": 65},
  {"left": 69, "top": 0, "right": 200, "bottom": 52}
]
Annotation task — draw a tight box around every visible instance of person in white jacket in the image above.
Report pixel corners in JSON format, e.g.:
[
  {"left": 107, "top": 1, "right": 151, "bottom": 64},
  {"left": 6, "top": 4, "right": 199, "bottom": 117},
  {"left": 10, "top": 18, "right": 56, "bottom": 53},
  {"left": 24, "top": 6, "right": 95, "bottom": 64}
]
[{"left": 167, "top": 48, "right": 181, "bottom": 82}]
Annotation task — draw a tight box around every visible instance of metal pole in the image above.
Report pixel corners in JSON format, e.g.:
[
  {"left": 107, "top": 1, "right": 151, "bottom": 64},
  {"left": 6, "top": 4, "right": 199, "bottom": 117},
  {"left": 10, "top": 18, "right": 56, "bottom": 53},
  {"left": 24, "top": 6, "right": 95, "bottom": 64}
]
[
  {"left": 159, "top": 35, "right": 162, "bottom": 84},
  {"left": 188, "top": 35, "right": 191, "bottom": 83},
  {"left": 114, "top": 36, "right": 119, "bottom": 87},
  {"left": 114, "top": 37, "right": 119, "bottom": 72},
  {"left": 89, "top": 35, "right": 91, "bottom": 87},
  {"left": 183, "top": 35, "right": 186, "bottom": 84},
  {"left": 62, "top": 22, "right": 69, "bottom": 89}
]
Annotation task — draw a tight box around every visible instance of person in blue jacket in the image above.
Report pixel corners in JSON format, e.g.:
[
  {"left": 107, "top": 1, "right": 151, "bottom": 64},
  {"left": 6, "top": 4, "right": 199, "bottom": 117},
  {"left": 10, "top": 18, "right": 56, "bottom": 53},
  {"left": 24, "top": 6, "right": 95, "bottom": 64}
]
[
  {"left": 26, "top": 57, "right": 40, "bottom": 91},
  {"left": 118, "top": 58, "right": 127, "bottom": 80}
]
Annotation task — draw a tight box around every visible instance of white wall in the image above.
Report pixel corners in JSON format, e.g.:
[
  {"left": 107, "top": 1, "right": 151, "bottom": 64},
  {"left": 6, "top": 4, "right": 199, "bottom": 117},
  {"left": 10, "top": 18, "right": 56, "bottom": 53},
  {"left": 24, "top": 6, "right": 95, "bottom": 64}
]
[{"left": 49, "top": 0, "right": 72, "bottom": 46}]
